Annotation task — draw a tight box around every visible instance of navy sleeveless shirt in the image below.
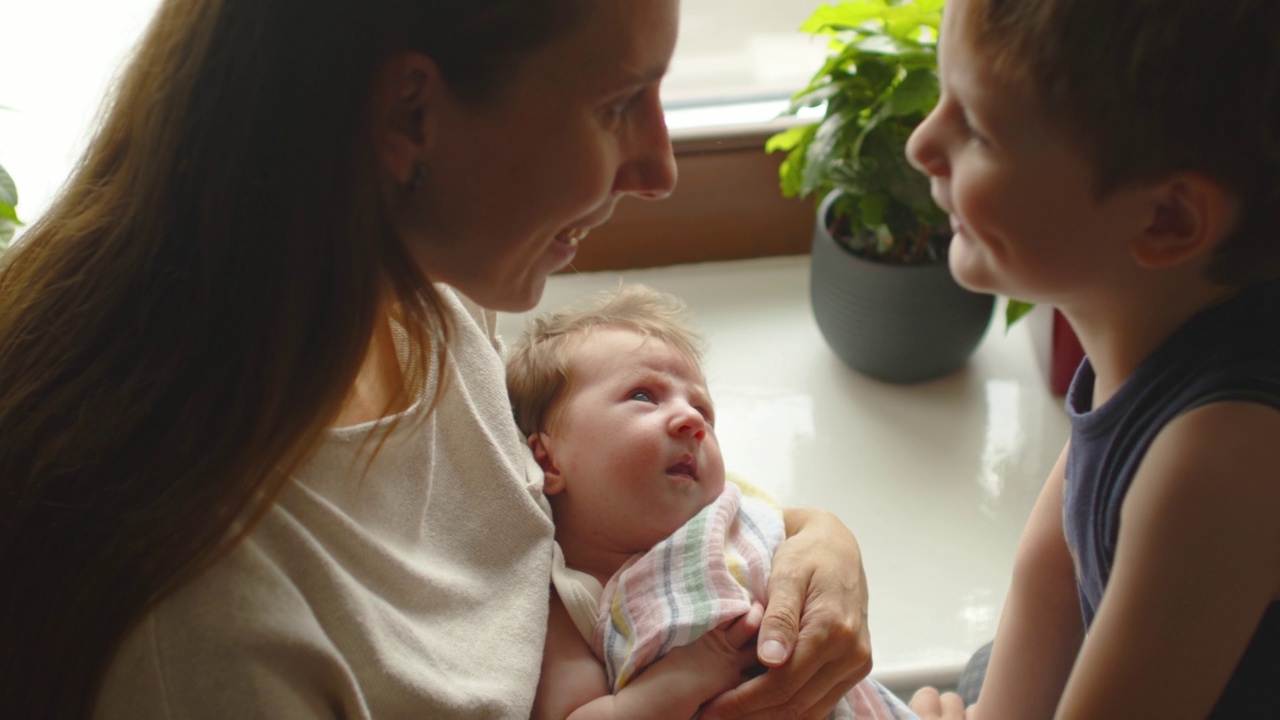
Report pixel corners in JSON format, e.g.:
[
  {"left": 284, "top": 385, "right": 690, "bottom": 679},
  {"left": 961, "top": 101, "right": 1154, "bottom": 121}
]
[{"left": 1063, "top": 278, "right": 1280, "bottom": 717}]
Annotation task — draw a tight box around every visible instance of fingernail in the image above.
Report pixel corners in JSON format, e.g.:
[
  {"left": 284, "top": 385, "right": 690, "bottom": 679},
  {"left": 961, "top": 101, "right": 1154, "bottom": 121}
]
[{"left": 760, "top": 639, "right": 787, "bottom": 664}]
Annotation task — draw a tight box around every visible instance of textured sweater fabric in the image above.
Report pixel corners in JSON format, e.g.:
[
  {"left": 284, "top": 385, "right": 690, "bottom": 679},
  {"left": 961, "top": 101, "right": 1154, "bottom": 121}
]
[{"left": 95, "top": 286, "right": 556, "bottom": 719}]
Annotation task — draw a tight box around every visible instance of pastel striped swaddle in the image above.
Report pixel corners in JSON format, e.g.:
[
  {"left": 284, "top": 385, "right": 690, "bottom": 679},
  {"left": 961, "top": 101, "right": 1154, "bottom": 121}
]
[{"left": 591, "top": 480, "right": 917, "bottom": 719}]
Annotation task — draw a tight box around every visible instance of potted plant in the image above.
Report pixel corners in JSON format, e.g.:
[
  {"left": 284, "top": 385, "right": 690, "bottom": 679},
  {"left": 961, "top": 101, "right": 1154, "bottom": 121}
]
[
  {"left": 0, "top": 161, "right": 20, "bottom": 250},
  {"left": 768, "top": 0, "right": 1024, "bottom": 383}
]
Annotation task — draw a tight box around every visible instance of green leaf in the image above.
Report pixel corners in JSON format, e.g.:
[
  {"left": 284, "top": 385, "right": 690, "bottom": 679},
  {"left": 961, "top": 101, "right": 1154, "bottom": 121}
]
[
  {"left": 1005, "top": 300, "right": 1036, "bottom": 329},
  {"left": 777, "top": 147, "right": 806, "bottom": 198},
  {"left": 802, "top": 105, "right": 857, "bottom": 196},
  {"left": 889, "top": 69, "right": 938, "bottom": 116},
  {"left": 0, "top": 163, "right": 18, "bottom": 208},
  {"left": 852, "top": 33, "right": 920, "bottom": 58},
  {"left": 787, "top": 83, "right": 843, "bottom": 114},
  {"left": 773, "top": 125, "right": 820, "bottom": 198},
  {"left": 765, "top": 124, "right": 816, "bottom": 154},
  {"left": 800, "top": 1, "right": 890, "bottom": 35}
]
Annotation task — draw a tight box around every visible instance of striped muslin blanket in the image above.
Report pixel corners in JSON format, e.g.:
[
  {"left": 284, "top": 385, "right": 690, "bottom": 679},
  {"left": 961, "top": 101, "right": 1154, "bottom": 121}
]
[{"left": 591, "top": 480, "right": 917, "bottom": 719}]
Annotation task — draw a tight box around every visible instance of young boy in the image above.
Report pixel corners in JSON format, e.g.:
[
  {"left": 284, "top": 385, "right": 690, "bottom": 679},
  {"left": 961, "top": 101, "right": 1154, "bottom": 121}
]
[
  {"left": 507, "top": 284, "right": 919, "bottom": 719},
  {"left": 904, "top": 0, "right": 1280, "bottom": 718}
]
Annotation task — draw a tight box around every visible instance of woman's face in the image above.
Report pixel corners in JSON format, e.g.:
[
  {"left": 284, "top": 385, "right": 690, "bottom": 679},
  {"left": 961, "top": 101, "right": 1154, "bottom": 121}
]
[{"left": 407, "top": 0, "right": 680, "bottom": 312}]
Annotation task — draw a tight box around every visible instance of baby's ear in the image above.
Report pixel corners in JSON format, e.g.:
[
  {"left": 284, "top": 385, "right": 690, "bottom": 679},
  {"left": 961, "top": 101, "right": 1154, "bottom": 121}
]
[
  {"left": 1134, "top": 173, "right": 1238, "bottom": 269},
  {"left": 529, "top": 433, "right": 565, "bottom": 494}
]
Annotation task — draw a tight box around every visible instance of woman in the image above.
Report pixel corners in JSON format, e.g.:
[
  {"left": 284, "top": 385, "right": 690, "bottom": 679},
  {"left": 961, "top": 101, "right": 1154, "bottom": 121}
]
[{"left": 0, "top": 0, "right": 873, "bottom": 717}]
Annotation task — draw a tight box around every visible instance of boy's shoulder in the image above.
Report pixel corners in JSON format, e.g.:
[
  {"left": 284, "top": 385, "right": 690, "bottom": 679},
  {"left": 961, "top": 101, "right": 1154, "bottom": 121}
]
[{"left": 1073, "top": 401, "right": 1280, "bottom": 717}]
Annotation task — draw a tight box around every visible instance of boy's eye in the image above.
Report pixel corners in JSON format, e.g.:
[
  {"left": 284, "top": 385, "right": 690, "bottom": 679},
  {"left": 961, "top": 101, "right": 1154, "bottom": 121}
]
[
  {"left": 629, "top": 389, "right": 654, "bottom": 403},
  {"left": 959, "top": 112, "right": 990, "bottom": 146}
]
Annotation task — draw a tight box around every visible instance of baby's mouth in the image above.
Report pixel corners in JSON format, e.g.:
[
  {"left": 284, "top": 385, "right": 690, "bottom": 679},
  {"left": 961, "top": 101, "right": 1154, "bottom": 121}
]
[
  {"left": 666, "top": 456, "right": 698, "bottom": 481},
  {"left": 555, "top": 227, "right": 590, "bottom": 249}
]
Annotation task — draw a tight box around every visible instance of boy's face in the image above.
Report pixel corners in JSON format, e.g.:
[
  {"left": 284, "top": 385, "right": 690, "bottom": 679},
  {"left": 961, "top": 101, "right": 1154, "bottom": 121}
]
[
  {"left": 906, "top": 0, "right": 1154, "bottom": 308},
  {"left": 536, "top": 327, "right": 725, "bottom": 558}
]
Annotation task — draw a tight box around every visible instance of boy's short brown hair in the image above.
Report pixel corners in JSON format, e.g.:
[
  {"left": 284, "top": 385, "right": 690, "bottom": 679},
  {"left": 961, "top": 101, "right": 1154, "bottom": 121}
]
[
  {"left": 964, "top": 0, "right": 1280, "bottom": 285},
  {"left": 506, "top": 283, "right": 706, "bottom": 438}
]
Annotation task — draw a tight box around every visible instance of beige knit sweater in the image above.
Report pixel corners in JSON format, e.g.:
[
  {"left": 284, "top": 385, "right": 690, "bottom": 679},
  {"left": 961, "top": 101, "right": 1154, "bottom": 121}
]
[{"left": 95, "top": 287, "right": 555, "bottom": 719}]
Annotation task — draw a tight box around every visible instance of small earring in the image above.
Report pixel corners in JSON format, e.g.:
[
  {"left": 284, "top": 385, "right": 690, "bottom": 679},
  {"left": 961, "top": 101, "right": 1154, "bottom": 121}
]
[{"left": 407, "top": 164, "right": 427, "bottom": 193}]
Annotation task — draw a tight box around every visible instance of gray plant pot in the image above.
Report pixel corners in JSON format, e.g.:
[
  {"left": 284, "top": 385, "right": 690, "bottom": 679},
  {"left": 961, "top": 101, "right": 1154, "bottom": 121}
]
[{"left": 810, "top": 190, "right": 995, "bottom": 383}]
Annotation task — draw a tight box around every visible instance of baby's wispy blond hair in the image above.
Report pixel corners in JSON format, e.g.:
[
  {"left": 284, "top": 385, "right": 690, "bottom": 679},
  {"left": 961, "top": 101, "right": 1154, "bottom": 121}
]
[{"left": 506, "top": 283, "right": 705, "bottom": 438}]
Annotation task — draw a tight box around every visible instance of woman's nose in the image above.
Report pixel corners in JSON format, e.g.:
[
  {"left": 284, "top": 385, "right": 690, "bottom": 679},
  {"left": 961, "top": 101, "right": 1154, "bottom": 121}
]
[
  {"left": 614, "top": 91, "right": 678, "bottom": 200},
  {"left": 906, "top": 104, "right": 949, "bottom": 179}
]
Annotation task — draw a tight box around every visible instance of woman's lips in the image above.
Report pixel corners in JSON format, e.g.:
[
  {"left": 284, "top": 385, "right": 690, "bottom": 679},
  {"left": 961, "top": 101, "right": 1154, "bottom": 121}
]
[{"left": 555, "top": 227, "right": 590, "bottom": 249}]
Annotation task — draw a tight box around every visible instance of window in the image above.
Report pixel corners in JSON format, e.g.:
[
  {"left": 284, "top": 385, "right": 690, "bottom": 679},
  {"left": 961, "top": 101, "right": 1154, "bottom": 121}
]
[{"left": 665, "top": 0, "right": 827, "bottom": 129}]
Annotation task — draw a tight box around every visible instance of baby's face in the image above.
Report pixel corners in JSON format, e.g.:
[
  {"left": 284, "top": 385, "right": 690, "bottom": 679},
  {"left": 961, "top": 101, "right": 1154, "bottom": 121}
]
[{"left": 539, "top": 327, "right": 725, "bottom": 555}]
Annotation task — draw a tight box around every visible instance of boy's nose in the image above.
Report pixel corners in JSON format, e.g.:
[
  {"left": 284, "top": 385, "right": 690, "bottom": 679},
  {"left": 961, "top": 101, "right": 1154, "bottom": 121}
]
[{"left": 906, "top": 107, "right": 948, "bottom": 178}]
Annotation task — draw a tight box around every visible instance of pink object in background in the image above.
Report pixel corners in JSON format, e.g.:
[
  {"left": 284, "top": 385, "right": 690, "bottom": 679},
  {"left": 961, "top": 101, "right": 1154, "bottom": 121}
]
[{"left": 1028, "top": 305, "right": 1086, "bottom": 397}]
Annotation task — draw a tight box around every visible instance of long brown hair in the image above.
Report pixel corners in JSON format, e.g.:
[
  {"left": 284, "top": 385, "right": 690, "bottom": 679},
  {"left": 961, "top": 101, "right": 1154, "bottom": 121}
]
[{"left": 0, "top": 0, "right": 578, "bottom": 716}]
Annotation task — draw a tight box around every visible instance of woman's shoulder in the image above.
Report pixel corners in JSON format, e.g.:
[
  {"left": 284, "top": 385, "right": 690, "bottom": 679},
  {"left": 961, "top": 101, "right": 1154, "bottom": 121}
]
[{"left": 95, "top": 538, "right": 358, "bottom": 719}]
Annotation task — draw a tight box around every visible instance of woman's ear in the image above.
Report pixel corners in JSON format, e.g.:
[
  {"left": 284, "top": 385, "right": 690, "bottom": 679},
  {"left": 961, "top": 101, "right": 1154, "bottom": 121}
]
[
  {"left": 369, "top": 51, "right": 441, "bottom": 186},
  {"left": 1133, "top": 173, "right": 1239, "bottom": 270},
  {"left": 529, "top": 433, "right": 565, "bottom": 495}
]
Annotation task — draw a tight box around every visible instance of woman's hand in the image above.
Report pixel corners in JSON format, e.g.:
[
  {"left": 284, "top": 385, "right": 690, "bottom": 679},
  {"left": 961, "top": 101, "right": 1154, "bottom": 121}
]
[{"left": 699, "top": 507, "right": 871, "bottom": 719}]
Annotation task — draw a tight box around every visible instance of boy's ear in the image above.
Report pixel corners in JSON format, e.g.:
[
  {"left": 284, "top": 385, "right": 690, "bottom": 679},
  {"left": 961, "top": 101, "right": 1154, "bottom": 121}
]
[
  {"left": 1133, "top": 173, "right": 1238, "bottom": 270},
  {"left": 369, "top": 51, "right": 442, "bottom": 186},
  {"left": 529, "top": 433, "right": 565, "bottom": 495}
]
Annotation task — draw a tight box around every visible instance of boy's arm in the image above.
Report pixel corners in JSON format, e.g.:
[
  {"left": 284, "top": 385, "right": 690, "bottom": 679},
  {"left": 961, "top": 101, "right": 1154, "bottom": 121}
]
[
  {"left": 971, "top": 443, "right": 1085, "bottom": 720},
  {"left": 1054, "top": 401, "right": 1280, "bottom": 720},
  {"left": 562, "top": 604, "right": 764, "bottom": 720}
]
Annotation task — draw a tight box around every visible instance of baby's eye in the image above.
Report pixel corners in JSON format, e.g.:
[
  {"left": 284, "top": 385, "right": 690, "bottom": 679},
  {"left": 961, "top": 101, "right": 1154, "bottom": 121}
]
[{"left": 629, "top": 389, "right": 654, "bottom": 403}]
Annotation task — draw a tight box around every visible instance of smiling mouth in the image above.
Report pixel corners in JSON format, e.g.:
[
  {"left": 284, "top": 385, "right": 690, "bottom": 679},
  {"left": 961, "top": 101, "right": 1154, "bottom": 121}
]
[
  {"left": 555, "top": 227, "right": 590, "bottom": 249},
  {"left": 666, "top": 457, "right": 698, "bottom": 481}
]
